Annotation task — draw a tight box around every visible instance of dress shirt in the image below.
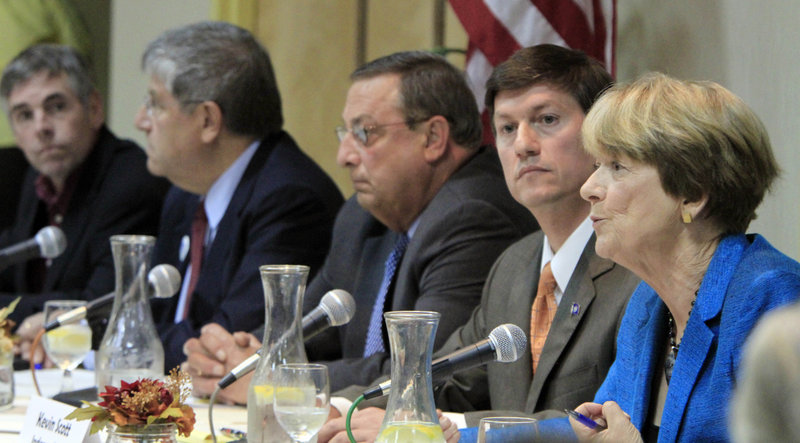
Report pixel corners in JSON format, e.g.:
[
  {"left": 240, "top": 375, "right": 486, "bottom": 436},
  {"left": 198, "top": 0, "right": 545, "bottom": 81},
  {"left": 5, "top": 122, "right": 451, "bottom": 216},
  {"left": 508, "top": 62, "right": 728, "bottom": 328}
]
[
  {"left": 540, "top": 217, "right": 594, "bottom": 305},
  {"left": 173, "top": 141, "right": 259, "bottom": 323}
]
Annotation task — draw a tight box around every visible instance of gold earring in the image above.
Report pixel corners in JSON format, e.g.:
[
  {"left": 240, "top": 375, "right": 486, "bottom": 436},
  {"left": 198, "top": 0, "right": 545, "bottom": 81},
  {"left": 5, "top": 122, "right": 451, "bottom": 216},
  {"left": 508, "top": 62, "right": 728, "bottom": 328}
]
[{"left": 682, "top": 212, "right": 693, "bottom": 224}]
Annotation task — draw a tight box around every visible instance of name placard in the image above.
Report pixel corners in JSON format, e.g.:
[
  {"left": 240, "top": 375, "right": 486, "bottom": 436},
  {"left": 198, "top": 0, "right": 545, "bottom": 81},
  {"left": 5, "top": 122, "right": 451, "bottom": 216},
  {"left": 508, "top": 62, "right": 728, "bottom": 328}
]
[{"left": 19, "top": 395, "right": 101, "bottom": 443}]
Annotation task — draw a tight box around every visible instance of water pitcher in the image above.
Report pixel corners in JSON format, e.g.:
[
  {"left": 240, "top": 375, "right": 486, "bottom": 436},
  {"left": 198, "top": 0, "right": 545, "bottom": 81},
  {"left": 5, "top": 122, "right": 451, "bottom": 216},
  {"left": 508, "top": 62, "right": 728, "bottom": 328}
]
[
  {"left": 96, "top": 235, "right": 164, "bottom": 389},
  {"left": 376, "top": 311, "right": 445, "bottom": 443},
  {"left": 247, "top": 265, "right": 309, "bottom": 443}
]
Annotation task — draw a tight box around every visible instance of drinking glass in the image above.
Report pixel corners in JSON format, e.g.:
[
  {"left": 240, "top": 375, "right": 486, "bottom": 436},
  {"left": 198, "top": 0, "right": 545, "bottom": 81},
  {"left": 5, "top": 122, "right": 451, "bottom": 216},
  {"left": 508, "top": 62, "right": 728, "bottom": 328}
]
[
  {"left": 477, "top": 416, "right": 539, "bottom": 443},
  {"left": 42, "top": 300, "right": 92, "bottom": 393},
  {"left": 273, "top": 363, "right": 330, "bottom": 443}
]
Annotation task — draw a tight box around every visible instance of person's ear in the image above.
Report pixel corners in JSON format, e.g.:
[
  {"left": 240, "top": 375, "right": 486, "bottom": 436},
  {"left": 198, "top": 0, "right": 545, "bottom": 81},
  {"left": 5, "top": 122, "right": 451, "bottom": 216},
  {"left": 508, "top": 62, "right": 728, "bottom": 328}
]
[
  {"left": 87, "top": 90, "right": 105, "bottom": 130},
  {"left": 198, "top": 101, "right": 223, "bottom": 143},
  {"left": 681, "top": 195, "right": 708, "bottom": 224},
  {"left": 422, "top": 115, "right": 449, "bottom": 163}
]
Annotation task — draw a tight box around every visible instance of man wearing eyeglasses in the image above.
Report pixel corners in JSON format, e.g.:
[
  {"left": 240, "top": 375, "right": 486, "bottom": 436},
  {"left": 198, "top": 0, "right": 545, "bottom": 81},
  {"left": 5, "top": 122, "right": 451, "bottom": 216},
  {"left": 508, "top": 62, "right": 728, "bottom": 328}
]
[
  {"left": 134, "top": 21, "right": 344, "bottom": 371},
  {"left": 183, "top": 50, "right": 538, "bottom": 404}
]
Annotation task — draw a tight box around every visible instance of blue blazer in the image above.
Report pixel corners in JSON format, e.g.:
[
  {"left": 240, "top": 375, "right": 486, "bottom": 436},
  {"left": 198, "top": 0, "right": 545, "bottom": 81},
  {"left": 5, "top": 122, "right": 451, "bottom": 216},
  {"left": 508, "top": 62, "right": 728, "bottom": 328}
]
[{"left": 594, "top": 234, "right": 800, "bottom": 442}]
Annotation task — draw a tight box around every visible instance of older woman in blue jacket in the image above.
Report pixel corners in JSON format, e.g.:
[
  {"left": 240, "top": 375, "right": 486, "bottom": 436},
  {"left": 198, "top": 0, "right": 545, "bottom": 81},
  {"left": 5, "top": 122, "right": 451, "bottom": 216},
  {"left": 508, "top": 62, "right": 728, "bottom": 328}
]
[{"left": 572, "top": 73, "right": 800, "bottom": 442}]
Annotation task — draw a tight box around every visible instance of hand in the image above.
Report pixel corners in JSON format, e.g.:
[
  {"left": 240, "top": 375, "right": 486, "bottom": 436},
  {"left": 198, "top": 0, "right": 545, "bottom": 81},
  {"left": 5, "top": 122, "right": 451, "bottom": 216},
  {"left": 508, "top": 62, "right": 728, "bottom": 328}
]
[
  {"left": 14, "top": 312, "right": 53, "bottom": 368},
  {"left": 318, "top": 406, "right": 385, "bottom": 443},
  {"left": 438, "top": 410, "right": 460, "bottom": 443},
  {"left": 570, "top": 401, "right": 642, "bottom": 443},
  {"left": 181, "top": 323, "right": 260, "bottom": 404},
  {"left": 317, "top": 407, "right": 460, "bottom": 443}
]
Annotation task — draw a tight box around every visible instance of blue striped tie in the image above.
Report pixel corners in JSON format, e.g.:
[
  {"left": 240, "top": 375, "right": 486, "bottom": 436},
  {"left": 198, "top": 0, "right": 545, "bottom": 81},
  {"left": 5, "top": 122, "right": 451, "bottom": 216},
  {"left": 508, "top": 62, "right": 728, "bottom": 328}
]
[{"left": 363, "top": 233, "right": 410, "bottom": 357}]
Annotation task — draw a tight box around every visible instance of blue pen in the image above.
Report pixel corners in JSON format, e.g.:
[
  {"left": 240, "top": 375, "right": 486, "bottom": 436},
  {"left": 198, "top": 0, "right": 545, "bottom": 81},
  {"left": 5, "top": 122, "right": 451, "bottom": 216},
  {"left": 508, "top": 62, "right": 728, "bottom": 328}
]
[{"left": 565, "top": 409, "right": 607, "bottom": 430}]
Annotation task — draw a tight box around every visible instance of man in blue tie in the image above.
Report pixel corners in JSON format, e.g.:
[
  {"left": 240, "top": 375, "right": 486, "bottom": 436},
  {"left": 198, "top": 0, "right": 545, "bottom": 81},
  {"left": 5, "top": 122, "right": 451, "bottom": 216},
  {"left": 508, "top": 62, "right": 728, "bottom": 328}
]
[{"left": 183, "top": 51, "right": 539, "bottom": 403}]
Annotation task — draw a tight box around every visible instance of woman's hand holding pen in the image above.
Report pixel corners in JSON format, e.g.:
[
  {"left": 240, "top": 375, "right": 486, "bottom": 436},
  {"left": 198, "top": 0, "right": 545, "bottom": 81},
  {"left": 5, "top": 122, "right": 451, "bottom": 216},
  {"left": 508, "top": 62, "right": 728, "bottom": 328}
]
[{"left": 570, "top": 401, "right": 642, "bottom": 443}]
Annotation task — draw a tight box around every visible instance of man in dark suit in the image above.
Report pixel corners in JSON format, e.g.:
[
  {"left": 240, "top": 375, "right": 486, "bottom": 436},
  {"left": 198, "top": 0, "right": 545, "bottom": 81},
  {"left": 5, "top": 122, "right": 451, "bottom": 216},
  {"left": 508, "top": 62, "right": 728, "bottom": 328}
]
[
  {"left": 182, "top": 51, "right": 538, "bottom": 404},
  {"left": 316, "top": 45, "right": 641, "bottom": 441},
  {"left": 0, "top": 45, "right": 168, "bottom": 352},
  {"left": 134, "top": 22, "right": 343, "bottom": 371}
]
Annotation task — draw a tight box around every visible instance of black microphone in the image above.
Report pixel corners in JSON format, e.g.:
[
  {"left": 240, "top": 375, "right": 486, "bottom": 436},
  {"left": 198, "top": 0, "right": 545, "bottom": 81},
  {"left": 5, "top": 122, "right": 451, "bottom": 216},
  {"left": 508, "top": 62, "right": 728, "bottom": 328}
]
[
  {"left": 363, "top": 323, "right": 527, "bottom": 400},
  {"left": 0, "top": 226, "right": 67, "bottom": 271},
  {"left": 44, "top": 264, "right": 182, "bottom": 332},
  {"left": 217, "top": 289, "right": 355, "bottom": 389}
]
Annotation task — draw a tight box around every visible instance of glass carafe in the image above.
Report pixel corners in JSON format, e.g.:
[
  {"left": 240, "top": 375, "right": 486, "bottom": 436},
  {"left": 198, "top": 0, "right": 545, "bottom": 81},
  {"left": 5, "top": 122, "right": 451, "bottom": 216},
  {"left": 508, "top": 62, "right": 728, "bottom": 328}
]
[
  {"left": 247, "top": 265, "right": 310, "bottom": 443},
  {"left": 376, "top": 311, "right": 445, "bottom": 443},
  {"left": 96, "top": 235, "right": 164, "bottom": 389}
]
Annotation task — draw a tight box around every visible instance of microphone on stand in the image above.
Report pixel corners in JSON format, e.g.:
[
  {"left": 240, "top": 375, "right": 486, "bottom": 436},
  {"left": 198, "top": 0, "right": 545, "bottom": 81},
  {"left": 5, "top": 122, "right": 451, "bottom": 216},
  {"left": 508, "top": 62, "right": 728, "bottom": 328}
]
[
  {"left": 44, "top": 264, "right": 182, "bottom": 332},
  {"left": 362, "top": 323, "right": 527, "bottom": 400},
  {"left": 0, "top": 226, "right": 67, "bottom": 271},
  {"left": 217, "top": 289, "right": 355, "bottom": 389}
]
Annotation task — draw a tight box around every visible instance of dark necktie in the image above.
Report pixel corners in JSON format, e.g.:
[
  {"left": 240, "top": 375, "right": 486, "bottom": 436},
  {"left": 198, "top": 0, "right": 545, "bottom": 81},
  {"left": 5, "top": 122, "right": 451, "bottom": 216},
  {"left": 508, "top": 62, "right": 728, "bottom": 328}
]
[
  {"left": 363, "top": 233, "right": 410, "bottom": 357},
  {"left": 183, "top": 201, "right": 207, "bottom": 320}
]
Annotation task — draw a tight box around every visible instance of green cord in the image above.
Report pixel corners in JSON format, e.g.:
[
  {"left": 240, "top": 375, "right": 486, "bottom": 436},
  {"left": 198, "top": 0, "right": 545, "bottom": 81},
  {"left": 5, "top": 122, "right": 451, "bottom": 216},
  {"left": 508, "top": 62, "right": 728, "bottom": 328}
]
[{"left": 346, "top": 395, "right": 365, "bottom": 443}]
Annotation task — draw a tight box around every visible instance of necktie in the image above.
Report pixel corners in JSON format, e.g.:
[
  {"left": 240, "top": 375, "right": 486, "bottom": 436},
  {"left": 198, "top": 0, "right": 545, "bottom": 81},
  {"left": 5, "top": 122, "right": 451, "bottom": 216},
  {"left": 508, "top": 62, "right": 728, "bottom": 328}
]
[
  {"left": 530, "top": 262, "right": 557, "bottom": 373},
  {"left": 363, "top": 233, "right": 410, "bottom": 357},
  {"left": 183, "top": 201, "right": 207, "bottom": 319}
]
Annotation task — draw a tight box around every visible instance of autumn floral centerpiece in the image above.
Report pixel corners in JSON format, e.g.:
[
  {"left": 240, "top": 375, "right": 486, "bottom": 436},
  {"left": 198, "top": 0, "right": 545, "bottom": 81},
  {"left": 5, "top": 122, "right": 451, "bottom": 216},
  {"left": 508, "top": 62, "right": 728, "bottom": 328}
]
[
  {"left": 0, "top": 297, "right": 19, "bottom": 366},
  {"left": 66, "top": 368, "right": 195, "bottom": 438}
]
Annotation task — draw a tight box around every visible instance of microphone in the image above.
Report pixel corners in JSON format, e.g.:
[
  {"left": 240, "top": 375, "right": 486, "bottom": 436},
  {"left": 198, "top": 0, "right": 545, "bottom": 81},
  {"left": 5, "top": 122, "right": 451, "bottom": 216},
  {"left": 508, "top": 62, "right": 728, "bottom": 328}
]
[
  {"left": 217, "top": 289, "right": 355, "bottom": 389},
  {"left": 363, "top": 323, "right": 527, "bottom": 400},
  {"left": 302, "top": 289, "right": 356, "bottom": 341},
  {"left": 44, "top": 264, "right": 181, "bottom": 331},
  {"left": 0, "top": 226, "right": 67, "bottom": 271}
]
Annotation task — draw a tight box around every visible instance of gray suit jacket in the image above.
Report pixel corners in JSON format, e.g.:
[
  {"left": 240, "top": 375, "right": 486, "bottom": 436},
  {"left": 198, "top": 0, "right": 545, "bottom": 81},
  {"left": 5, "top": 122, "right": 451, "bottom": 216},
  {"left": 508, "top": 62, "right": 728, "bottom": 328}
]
[
  {"left": 304, "top": 147, "right": 539, "bottom": 391},
  {"left": 435, "top": 231, "right": 640, "bottom": 426}
]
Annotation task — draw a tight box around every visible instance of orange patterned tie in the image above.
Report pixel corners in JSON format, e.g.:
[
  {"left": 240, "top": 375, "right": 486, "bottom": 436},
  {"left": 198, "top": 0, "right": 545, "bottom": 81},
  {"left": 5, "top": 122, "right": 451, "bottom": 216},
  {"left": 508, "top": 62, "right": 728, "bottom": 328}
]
[{"left": 530, "top": 262, "right": 557, "bottom": 373}]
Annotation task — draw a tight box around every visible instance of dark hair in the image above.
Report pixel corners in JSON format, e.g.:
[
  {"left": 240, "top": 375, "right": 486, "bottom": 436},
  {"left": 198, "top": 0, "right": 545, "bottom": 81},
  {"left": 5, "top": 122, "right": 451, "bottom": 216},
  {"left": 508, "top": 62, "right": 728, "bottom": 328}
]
[
  {"left": 1, "top": 44, "right": 95, "bottom": 105},
  {"left": 485, "top": 44, "right": 613, "bottom": 126},
  {"left": 142, "top": 21, "right": 282, "bottom": 138},
  {"left": 351, "top": 51, "right": 482, "bottom": 149}
]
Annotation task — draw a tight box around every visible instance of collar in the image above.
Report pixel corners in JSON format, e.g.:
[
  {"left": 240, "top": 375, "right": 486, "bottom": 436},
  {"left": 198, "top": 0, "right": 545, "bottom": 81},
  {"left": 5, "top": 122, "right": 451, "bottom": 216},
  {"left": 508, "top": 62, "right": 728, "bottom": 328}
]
[
  {"left": 34, "top": 163, "right": 85, "bottom": 225},
  {"left": 542, "top": 217, "right": 594, "bottom": 304},
  {"left": 202, "top": 140, "right": 259, "bottom": 241}
]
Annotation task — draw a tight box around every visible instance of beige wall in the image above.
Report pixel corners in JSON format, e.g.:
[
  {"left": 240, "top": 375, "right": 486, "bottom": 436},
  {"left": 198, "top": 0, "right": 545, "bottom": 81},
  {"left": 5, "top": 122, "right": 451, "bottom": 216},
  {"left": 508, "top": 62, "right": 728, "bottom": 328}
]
[{"left": 105, "top": 1, "right": 800, "bottom": 258}]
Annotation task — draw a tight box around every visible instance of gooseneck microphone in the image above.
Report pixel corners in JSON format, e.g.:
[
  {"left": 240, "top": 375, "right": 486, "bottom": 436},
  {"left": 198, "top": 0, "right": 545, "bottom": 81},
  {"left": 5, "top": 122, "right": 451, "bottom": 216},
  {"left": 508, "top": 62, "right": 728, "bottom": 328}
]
[
  {"left": 363, "top": 323, "right": 527, "bottom": 400},
  {"left": 217, "top": 289, "right": 355, "bottom": 389},
  {"left": 44, "top": 264, "right": 182, "bottom": 332},
  {"left": 0, "top": 226, "right": 67, "bottom": 271}
]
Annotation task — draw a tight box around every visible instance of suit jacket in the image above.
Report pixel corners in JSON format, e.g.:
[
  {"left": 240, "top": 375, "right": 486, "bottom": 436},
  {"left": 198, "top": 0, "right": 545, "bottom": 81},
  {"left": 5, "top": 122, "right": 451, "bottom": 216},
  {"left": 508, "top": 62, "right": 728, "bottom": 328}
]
[
  {"left": 0, "top": 126, "right": 169, "bottom": 324},
  {"left": 304, "top": 147, "right": 539, "bottom": 391},
  {"left": 593, "top": 234, "right": 800, "bottom": 442},
  {"left": 435, "top": 231, "right": 640, "bottom": 425},
  {"left": 151, "top": 131, "right": 343, "bottom": 370}
]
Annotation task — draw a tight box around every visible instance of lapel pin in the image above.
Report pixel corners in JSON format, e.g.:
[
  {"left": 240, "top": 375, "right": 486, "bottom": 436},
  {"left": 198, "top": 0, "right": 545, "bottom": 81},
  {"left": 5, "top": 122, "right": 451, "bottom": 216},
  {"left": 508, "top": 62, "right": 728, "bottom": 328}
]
[
  {"left": 571, "top": 303, "right": 580, "bottom": 316},
  {"left": 179, "top": 235, "right": 190, "bottom": 262}
]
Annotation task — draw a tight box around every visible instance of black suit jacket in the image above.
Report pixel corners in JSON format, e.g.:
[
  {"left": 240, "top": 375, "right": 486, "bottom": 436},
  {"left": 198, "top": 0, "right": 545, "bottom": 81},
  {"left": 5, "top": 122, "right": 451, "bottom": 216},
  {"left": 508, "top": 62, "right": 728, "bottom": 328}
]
[
  {"left": 0, "top": 126, "right": 170, "bottom": 324},
  {"left": 304, "top": 147, "right": 539, "bottom": 391},
  {"left": 151, "top": 131, "right": 343, "bottom": 370}
]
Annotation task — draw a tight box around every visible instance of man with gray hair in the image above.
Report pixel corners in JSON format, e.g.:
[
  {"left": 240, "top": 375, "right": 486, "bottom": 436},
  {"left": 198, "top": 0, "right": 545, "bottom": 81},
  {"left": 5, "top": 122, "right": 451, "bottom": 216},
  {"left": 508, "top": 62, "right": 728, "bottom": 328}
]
[
  {"left": 0, "top": 44, "right": 169, "bottom": 353},
  {"left": 135, "top": 21, "right": 343, "bottom": 371}
]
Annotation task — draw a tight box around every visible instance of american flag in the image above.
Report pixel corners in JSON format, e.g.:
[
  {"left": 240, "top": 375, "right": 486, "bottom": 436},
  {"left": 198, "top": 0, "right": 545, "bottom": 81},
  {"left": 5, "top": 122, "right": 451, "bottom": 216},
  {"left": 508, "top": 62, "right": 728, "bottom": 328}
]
[{"left": 448, "top": 0, "right": 616, "bottom": 143}]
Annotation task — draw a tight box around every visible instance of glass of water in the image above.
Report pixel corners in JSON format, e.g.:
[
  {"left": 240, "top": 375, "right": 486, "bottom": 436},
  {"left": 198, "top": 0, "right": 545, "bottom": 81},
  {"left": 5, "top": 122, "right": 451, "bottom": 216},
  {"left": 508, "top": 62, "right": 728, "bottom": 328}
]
[
  {"left": 273, "top": 363, "right": 330, "bottom": 443},
  {"left": 477, "top": 416, "right": 539, "bottom": 443},
  {"left": 42, "top": 300, "right": 92, "bottom": 393}
]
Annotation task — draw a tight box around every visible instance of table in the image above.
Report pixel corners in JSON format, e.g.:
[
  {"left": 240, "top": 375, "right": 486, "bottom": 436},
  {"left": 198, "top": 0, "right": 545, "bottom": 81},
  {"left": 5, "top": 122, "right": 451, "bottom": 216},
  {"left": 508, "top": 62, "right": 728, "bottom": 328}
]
[{"left": 0, "top": 369, "right": 247, "bottom": 442}]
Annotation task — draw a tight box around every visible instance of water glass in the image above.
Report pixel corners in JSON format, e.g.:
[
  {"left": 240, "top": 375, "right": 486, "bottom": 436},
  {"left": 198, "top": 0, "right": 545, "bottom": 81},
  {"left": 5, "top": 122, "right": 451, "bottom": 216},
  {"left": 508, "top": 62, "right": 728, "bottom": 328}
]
[
  {"left": 43, "top": 300, "right": 92, "bottom": 393},
  {"left": 273, "top": 363, "right": 330, "bottom": 443},
  {"left": 477, "top": 416, "right": 539, "bottom": 443}
]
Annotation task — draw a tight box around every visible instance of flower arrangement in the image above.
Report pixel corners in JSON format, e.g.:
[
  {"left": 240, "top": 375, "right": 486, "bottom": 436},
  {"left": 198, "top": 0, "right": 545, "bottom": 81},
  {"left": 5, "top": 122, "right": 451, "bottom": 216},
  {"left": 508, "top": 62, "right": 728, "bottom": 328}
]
[
  {"left": 0, "top": 297, "right": 19, "bottom": 362},
  {"left": 66, "top": 368, "right": 196, "bottom": 437}
]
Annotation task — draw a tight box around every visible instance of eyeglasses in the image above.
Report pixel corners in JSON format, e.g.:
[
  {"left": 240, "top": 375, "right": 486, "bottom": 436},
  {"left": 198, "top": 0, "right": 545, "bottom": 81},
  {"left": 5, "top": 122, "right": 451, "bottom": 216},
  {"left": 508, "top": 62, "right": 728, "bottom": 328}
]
[
  {"left": 143, "top": 95, "right": 204, "bottom": 117},
  {"left": 335, "top": 119, "right": 425, "bottom": 146}
]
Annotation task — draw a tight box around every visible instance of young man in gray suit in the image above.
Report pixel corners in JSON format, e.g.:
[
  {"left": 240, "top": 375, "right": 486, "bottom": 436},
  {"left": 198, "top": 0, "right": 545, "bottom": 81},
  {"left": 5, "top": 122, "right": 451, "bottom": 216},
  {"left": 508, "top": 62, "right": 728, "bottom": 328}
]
[{"left": 317, "top": 45, "right": 641, "bottom": 441}]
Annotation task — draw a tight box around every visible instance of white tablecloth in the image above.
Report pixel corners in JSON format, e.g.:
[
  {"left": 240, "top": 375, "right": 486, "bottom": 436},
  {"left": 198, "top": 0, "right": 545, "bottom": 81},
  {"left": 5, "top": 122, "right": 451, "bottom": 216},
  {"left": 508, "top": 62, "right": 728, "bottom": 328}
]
[{"left": 0, "top": 369, "right": 247, "bottom": 442}]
